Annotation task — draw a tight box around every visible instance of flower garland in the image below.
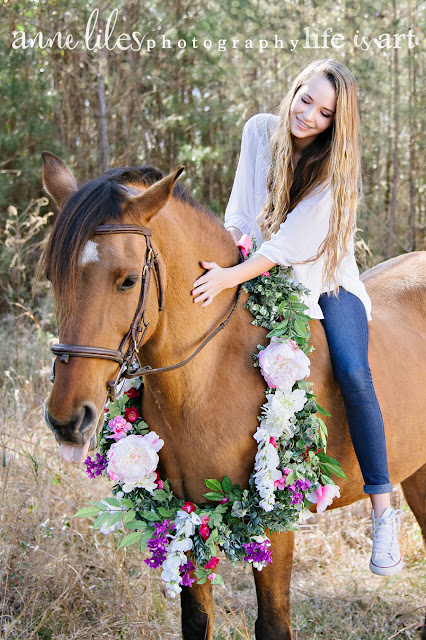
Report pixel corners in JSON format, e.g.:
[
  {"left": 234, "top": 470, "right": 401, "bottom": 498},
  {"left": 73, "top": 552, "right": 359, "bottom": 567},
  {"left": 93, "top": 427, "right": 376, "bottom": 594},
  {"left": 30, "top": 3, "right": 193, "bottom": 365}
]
[{"left": 75, "top": 235, "right": 345, "bottom": 597}]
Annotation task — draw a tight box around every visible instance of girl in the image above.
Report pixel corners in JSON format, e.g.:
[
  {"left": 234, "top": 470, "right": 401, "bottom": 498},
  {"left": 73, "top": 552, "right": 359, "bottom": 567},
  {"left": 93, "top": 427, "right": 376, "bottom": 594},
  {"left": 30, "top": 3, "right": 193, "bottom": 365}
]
[{"left": 191, "top": 59, "right": 403, "bottom": 576}]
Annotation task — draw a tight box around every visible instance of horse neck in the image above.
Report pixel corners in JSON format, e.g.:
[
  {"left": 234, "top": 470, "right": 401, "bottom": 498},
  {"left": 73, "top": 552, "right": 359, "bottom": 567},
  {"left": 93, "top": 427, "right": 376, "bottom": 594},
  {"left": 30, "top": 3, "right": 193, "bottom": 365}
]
[{"left": 141, "top": 198, "right": 249, "bottom": 412}]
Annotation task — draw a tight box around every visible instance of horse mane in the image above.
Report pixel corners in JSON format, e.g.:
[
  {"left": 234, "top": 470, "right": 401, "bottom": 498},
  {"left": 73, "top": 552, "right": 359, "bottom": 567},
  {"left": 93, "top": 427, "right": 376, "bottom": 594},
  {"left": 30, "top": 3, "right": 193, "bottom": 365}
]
[{"left": 39, "top": 165, "right": 217, "bottom": 321}]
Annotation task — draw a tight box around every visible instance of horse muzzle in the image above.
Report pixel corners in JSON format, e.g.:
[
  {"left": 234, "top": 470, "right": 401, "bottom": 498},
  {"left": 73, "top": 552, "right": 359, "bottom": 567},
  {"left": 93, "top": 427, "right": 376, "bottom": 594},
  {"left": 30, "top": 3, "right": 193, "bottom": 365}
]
[{"left": 43, "top": 399, "right": 99, "bottom": 464}]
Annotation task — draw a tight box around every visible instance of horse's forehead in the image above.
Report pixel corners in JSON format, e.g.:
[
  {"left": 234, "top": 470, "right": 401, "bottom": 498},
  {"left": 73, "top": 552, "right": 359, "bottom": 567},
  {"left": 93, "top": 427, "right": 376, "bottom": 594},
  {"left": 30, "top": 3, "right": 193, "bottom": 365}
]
[
  {"left": 79, "top": 234, "right": 145, "bottom": 269},
  {"left": 80, "top": 240, "right": 99, "bottom": 266}
]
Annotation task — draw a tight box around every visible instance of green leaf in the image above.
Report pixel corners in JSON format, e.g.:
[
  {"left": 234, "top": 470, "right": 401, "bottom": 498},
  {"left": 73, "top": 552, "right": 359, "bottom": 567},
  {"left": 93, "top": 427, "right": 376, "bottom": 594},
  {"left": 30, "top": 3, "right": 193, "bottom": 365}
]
[
  {"left": 124, "top": 519, "right": 148, "bottom": 530},
  {"left": 316, "top": 403, "right": 331, "bottom": 417},
  {"left": 117, "top": 395, "right": 129, "bottom": 406},
  {"left": 139, "top": 528, "right": 154, "bottom": 551},
  {"left": 203, "top": 491, "right": 225, "bottom": 502},
  {"left": 118, "top": 531, "right": 143, "bottom": 549},
  {"left": 221, "top": 476, "right": 232, "bottom": 494},
  {"left": 205, "top": 479, "right": 223, "bottom": 492},
  {"left": 107, "top": 512, "right": 123, "bottom": 526},
  {"left": 120, "top": 498, "right": 135, "bottom": 508},
  {"left": 90, "top": 501, "right": 109, "bottom": 511},
  {"left": 153, "top": 490, "right": 168, "bottom": 502},
  {"left": 267, "top": 325, "right": 287, "bottom": 338},
  {"left": 285, "top": 472, "right": 296, "bottom": 487},
  {"left": 74, "top": 506, "right": 100, "bottom": 518},
  {"left": 93, "top": 512, "right": 113, "bottom": 528},
  {"left": 103, "top": 497, "right": 121, "bottom": 508},
  {"left": 321, "top": 463, "right": 347, "bottom": 479},
  {"left": 231, "top": 484, "right": 242, "bottom": 499},
  {"left": 122, "top": 510, "right": 136, "bottom": 524},
  {"left": 157, "top": 507, "right": 172, "bottom": 518},
  {"left": 141, "top": 511, "right": 159, "bottom": 522},
  {"left": 291, "top": 302, "right": 309, "bottom": 312},
  {"left": 317, "top": 452, "right": 340, "bottom": 465},
  {"left": 293, "top": 318, "right": 307, "bottom": 338}
]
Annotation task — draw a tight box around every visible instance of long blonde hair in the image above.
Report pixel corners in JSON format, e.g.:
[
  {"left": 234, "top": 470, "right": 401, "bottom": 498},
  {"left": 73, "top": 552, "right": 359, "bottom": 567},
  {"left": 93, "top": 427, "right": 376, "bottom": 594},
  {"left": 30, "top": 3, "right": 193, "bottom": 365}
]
[{"left": 258, "top": 59, "right": 363, "bottom": 293}]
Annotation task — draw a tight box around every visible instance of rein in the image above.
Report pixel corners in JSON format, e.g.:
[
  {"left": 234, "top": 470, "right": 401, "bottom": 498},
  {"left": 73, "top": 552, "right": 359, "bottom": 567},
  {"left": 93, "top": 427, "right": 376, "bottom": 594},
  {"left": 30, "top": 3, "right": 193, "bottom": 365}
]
[{"left": 50, "top": 224, "right": 242, "bottom": 401}]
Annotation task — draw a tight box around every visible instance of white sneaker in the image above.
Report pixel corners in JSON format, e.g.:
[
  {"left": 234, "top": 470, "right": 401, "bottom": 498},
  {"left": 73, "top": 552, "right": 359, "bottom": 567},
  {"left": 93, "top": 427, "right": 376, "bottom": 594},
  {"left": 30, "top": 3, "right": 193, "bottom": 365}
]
[{"left": 369, "top": 506, "right": 404, "bottom": 576}]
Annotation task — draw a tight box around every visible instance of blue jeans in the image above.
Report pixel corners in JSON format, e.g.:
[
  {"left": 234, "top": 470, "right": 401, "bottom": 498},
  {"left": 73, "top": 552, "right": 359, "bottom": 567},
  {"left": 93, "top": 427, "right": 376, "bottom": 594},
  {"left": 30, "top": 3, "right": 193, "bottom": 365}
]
[{"left": 318, "top": 288, "right": 393, "bottom": 495}]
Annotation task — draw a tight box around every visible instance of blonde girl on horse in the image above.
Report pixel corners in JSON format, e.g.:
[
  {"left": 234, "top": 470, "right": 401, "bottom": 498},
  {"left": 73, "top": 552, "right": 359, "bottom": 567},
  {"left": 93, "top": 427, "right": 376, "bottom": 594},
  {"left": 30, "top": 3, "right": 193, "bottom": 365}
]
[{"left": 191, "top": 58, "right": 403, "bottom": 576}]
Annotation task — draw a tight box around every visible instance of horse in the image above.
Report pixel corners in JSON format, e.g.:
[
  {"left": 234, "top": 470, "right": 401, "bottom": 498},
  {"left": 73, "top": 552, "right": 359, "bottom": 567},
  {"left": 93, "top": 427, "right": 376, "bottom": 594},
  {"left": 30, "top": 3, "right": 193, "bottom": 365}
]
[{"left": 40, "top": 152, "right": 426, "bottom": 640}]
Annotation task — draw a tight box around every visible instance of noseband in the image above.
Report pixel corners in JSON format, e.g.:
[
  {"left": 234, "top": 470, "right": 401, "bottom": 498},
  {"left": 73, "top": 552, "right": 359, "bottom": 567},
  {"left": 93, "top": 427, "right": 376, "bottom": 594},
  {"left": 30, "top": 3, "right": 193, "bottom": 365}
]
[{"left": 50, "top": 224, "right": 242, "bottom": 401}]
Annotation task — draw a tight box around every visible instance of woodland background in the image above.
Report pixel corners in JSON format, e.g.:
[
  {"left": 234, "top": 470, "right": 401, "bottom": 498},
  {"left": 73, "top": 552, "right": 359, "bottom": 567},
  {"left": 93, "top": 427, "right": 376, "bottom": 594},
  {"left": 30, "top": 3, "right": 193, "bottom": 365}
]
[{"left": 0, "top": 0, "right": 425, "bottom": 638}]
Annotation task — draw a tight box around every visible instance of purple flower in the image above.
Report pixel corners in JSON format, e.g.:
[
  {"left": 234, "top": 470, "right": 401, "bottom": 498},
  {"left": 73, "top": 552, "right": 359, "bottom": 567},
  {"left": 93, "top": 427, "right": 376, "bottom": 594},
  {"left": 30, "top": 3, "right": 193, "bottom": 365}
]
[
  {"left": 84, "top": 453, "right": 108, "bottom": 478},
  {"left": 290, "top": 492, "right": 304, "bottom": 505},
  {"left": 144, "top": 520, "right": 175, "bottom": 569},
  {"left": 179, "top": 559, "right": 195, "bottom": 587},
  {"left": 286, "top": 478, "right": 311, "bottom": 502},
  {"left": 242, "top": 539, "right": 273, "bottom": 568},
  {"left": 296, "top": 478, "right": 312, "bottom": 492}
]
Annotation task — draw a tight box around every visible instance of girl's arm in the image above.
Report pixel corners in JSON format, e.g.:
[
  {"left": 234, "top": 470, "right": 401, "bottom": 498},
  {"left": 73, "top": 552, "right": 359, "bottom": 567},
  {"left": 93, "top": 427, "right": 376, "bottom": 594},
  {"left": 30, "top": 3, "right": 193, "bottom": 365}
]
[{"left": 192, "top": 254, "right": 276, "bottom": 307}]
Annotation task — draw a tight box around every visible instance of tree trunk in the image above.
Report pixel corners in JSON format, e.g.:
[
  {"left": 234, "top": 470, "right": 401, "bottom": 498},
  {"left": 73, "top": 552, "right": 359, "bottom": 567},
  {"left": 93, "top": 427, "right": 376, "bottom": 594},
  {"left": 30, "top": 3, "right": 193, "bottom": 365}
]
[{"left": 386, "top": 43, "right": 399, "bottom": 258}]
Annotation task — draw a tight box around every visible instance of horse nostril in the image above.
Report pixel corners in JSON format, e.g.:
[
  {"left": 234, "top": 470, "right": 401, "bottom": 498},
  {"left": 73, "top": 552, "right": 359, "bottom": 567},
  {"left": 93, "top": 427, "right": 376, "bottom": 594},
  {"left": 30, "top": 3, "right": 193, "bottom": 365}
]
[{"left": 79, "top": 403, "right": 97, "bottom": 438}]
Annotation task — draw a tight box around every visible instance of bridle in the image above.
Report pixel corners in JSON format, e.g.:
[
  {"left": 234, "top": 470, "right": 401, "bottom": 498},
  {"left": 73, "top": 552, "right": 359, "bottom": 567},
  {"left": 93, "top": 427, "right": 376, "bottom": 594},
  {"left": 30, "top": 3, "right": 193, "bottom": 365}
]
[{"left": 50, "top": 223, "right": 242, "bottom": 401}]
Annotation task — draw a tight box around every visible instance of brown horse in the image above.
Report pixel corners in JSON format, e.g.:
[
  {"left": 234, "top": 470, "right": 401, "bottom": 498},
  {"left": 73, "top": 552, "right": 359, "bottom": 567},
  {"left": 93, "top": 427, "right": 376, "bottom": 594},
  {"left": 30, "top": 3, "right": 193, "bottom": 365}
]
[{"left": 41, "top": 153, "right": 426, "bottom": 640}]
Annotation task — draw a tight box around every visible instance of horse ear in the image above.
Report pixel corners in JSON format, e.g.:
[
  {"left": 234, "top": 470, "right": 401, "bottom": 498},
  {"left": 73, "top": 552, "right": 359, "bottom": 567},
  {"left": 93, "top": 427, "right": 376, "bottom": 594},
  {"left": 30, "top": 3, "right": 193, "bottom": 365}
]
[
  {"left": 42, "top": 151, "right": 78, "bottom": 210},
  {"left": 124, "top": 165, "right": 185, "bottom": 222}
]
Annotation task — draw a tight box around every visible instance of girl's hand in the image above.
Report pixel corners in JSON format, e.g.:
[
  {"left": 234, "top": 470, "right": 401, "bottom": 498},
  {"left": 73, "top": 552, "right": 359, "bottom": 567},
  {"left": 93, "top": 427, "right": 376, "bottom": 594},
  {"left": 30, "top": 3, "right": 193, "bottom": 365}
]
[{"left": 192, "top": 262, "right": 237, "bottom": 307}]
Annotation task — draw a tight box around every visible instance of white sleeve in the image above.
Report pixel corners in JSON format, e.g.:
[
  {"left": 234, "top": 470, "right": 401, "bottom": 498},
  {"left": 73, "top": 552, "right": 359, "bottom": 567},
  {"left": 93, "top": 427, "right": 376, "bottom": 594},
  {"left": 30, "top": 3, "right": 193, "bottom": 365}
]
[
  {"left": 224, "top": 117, "right": 257, "bottom": 235},
  {"left": 253, "top": 185, "right": 332, "bottom": 267}
]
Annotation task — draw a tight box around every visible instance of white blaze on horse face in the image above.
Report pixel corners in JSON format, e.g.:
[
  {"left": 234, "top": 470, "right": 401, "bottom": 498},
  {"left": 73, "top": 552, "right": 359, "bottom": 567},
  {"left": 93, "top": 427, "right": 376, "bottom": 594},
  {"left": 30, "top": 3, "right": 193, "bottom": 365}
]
[{"left": 80, "top": 240, "right": 99, "bottom": 266}]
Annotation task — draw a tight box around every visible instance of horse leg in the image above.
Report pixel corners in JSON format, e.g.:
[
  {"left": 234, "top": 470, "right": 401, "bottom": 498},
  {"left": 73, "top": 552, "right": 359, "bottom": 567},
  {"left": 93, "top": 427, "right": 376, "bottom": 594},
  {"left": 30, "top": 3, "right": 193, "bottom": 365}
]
[
  {"left": 400, "top": 464, "right": 426, "bottom": 640},
  {"left": 181, "top": 581, "right": 213, "bottom": 640},
  {"left": 400, "top": 463, "right": 426, "bottom": 542},
  {"left": 252, "top": 531, "right": 294, "bottom": 640}
]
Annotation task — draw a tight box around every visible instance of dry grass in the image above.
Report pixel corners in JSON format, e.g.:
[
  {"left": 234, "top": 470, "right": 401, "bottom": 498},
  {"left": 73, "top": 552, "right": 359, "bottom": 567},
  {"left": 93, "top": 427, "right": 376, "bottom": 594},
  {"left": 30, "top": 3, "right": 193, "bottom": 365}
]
[{"left": 0, "top": 320, "right": 425, "bottom": 640}]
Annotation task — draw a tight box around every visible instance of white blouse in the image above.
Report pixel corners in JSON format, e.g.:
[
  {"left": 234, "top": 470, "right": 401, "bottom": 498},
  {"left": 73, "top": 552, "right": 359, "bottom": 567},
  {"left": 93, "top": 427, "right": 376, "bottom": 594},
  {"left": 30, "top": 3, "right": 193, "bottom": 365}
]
[{"left": 224, "top": 113, "right": 372, "bottom": 321}]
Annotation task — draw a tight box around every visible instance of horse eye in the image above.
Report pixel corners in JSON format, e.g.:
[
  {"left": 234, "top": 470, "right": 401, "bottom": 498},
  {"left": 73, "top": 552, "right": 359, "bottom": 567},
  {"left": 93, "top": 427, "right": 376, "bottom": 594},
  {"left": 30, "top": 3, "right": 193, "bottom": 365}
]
[{"left": 119, "top": 277, "right": 138, "bottom": 291}]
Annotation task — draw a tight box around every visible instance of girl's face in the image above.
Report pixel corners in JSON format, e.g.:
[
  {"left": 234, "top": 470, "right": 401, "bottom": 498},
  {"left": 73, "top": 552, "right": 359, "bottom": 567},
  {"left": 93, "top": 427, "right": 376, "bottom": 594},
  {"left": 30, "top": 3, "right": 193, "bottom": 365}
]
[{"left": 289, "top": 75, "right": 336, "bottom": 148}]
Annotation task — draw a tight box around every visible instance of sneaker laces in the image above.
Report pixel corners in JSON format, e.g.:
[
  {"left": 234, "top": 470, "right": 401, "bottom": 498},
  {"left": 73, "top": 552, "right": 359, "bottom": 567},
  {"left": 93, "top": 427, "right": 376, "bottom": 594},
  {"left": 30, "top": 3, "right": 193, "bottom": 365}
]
[{"left": 372, "top": 508, "right": 402, "bottom": 558}]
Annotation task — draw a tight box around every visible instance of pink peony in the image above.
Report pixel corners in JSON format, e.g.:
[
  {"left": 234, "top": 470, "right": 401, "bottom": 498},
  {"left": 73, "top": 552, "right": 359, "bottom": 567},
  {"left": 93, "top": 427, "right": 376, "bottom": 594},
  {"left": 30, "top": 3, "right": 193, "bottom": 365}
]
[
  {"left": 306, "top": 484, "right": 341, "bottom": 514},
  {"left": 106, "top": 432, "right": 164, "bottom": 493},
  {"left": 107, "top": 415, "right": 133, "bottom": 441},
  {"left": 257, "top": 337, "right": 310, "bottom": 392}
]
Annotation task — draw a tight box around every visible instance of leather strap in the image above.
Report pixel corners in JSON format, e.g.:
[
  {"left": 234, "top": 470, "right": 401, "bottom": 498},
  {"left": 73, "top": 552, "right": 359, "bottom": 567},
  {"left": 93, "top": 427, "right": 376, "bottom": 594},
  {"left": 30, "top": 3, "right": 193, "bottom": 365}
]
[
  {"left": 52, "top": 343, "right": 123, "bottom": 364},
  {"left": 95, "top": 224, "right": 152, "bottom": 236}
]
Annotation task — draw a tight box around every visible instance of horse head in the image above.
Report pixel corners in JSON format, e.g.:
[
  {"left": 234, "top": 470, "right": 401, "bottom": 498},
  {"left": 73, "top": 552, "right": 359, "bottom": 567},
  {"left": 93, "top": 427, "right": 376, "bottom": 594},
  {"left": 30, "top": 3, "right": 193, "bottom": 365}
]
[{"left": 41, "top": 152, "right": 185, "bottom": 463}]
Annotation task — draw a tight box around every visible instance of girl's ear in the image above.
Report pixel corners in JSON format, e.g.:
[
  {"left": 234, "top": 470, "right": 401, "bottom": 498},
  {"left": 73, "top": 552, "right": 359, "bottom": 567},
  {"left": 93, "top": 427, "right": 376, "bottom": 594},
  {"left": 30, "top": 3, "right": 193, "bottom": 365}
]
[
  {"left": 123, "top": 165, "right": 185, "bottom": 223},
  {"left": 42, "top": 151, "right": 78, "bottom": 210}
]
